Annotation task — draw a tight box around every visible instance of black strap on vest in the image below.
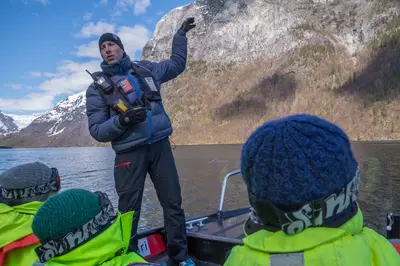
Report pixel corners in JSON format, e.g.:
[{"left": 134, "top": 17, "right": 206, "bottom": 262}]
[
  {"left": 86, "top": 70, "right": 114, "bottom": 95},
  {"left": 131, "top": 62, "right": 162, "bottom": 102}
]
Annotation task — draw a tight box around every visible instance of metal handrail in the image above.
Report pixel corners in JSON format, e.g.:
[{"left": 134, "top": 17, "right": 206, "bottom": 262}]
[{"left": 217, "top": 169, "right": 241, "bottom": 221}]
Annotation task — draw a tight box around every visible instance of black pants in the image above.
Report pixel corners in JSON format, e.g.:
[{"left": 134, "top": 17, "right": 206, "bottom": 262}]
[{"left": 114, "top": 138, "right": 188, "bottom": 262}]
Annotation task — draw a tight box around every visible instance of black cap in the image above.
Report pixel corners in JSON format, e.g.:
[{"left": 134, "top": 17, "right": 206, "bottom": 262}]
[{"left": 98, "top": 33, "right": 124, "bottom": 51}]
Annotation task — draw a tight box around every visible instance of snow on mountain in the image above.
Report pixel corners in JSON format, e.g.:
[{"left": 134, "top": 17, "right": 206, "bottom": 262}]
[
  {"left": 0, "top": 91, "right": 85, "bottom": 137},
  {"left": 0, "top": 90, "right": 98, "bottom": 147},
  {"left": 31, "top": 90, "right": 87, "bottom": 137},
  {"left": 0, "top": 112, "right": 19, "bottom": 136},
  {"left": 6, "top": 113, "right": 44, "bottom": 130}
]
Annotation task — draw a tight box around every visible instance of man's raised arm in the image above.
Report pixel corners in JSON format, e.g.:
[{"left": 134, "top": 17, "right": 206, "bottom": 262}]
[{"left": 147, "top": 17, "right": 196, "bottom": 84}]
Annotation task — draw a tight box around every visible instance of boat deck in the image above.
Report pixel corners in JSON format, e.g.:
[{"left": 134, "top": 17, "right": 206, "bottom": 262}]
[
  {"left": 186, "top": 208, "right": 249, "bottom": 241},
  {"left": 144, "top": 208, "right": 250, "bottom": 265}
]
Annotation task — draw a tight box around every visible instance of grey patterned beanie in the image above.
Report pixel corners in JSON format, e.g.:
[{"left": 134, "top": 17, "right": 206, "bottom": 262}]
[{"left": 0, "top": 162, "right": 60, "bottom": 206}]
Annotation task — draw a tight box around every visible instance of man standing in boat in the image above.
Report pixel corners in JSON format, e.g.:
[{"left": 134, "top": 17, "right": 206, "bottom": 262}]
[{"left": 85, "top": 18, "right": 196, "bottom": 266}]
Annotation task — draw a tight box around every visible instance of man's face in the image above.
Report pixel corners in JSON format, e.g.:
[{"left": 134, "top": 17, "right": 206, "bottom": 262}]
[{"left": 100, "top": 41, "right": 124, "bottom": 65}]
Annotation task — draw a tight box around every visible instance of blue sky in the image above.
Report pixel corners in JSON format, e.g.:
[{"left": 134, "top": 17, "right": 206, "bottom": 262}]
[{"left": 0, "top": 0, "right": 192, "bottom": 115}]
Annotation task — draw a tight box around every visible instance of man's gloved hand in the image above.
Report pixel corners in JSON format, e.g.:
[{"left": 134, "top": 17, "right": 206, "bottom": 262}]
[
  {"left": 180, "top": 17, "right": 196, "bottom": 33},
  {"left": 118, "top": 106, "right": 147, "bottom": 127}
]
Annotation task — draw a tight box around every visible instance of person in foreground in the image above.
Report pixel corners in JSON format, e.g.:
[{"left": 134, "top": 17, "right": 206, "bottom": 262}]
[
  {"left": 31, "top": 188, "right": 159, "bottom": 265},
  {"left": 85, "top": 17, "right": 196, "bottom": 266},
  {"left": 0, "top": 162, "right": 61, "bottom": 266},
  {"left": 224, "top": 114, "right": 400, "bottom": 266}
]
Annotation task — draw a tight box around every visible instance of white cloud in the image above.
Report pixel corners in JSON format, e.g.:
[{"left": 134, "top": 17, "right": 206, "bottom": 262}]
[
  {"left": 38, "top": 60, "right": 101, "bottom": 96},
  {"left": 117, "top": 25, "right": 151, "bottom": 55},
  {"left": 72, "top": 20, "right": 80, "bottom": 29},
  {"left": 76, "top": 21, "right": 116, "bottom": 38},
  {"left": 21, "top": 0, "right": 49, "bottom": 5},
  {"left": 0, "top": 94, "right": 54, "bottom": 111},
  {"left": 74, "top": 41, "right": 101, "bottom": 58},
  {"left": 83, "top": 12, "right": 93, "bottom": 21},
  {"left": 74, "top": 23, "right": 151, "bottom": 59},
  {"left": 134, "top": 0, "right": 151, "bottom": 15},
  {"left": 95, "top": 0, "right": 108, "bottom": 8},
  {"left": 4, "top": 83, "right": 22, "bottom": 89},
  {"left": 113, "top": 0, "right": 134, "bottom": 16},
  {"left": 30, "top": 72, "right": 42, "bottom": 77},
  {"left": 29, "top": 72, "right": 58, "bottom": 78},
  {"left": 0, "top": 60, "right": 101, "bottom": 112},
  {"left": 112, "top": 0, "right": 150, "bottom": 16},
  {"left": 43, "top": 72, "right": 58, "bottom": 77}
]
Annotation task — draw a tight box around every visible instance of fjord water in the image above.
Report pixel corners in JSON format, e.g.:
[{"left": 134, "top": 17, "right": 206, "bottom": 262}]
[{"left": 0, "top": 142, "right": 399, "bottom": 235}]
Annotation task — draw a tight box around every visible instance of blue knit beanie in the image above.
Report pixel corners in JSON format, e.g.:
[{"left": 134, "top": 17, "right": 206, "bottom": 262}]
[{"left": 241, "top": 114, "right": 359, "bottom": 207}]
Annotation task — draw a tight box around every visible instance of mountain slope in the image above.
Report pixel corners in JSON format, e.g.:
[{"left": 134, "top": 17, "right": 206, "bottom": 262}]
[{"left": 0, "top": 91, "right": 105, "bottom": 147}]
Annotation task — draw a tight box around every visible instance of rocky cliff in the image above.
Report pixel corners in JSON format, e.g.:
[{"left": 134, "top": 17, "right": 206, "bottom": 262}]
[
  {"left": 142, "top": 0, "right": 397, "bottom": 62},
  {"left": 141, "top": 0, "right": 400, "bottom": 144}
]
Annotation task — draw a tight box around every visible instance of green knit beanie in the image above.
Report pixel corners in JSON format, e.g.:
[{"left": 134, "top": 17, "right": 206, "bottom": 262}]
[{"left": 32, "top": 188, "right": 102, "bottom": 243}]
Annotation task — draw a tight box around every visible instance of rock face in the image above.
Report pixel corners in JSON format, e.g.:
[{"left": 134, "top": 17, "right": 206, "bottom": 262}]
[
  {"left": 140, "top": 0, "right": 400, "bottom": 144},
  {"left": 142, "top": 0, "right": 399, "bottom": 63},
  {"left": 1, "top": 0, "right": 400, "bottom": 147}
]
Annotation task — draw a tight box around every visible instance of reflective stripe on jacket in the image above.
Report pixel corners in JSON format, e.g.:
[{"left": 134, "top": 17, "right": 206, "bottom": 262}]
[
  {"left": 32, "top": 211, "right": 149, "bottom": 266},
  {"left": 224, "top": 207, "right": 400, "bottom": 265}
]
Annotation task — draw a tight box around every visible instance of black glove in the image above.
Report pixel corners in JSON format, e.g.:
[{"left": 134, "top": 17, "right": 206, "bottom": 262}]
[
  {"left": 118, "top": 106, "right": 147, "bottom": 127},
  {"left": 180, "top": 17, "right": 196, "bottom": 33}
]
